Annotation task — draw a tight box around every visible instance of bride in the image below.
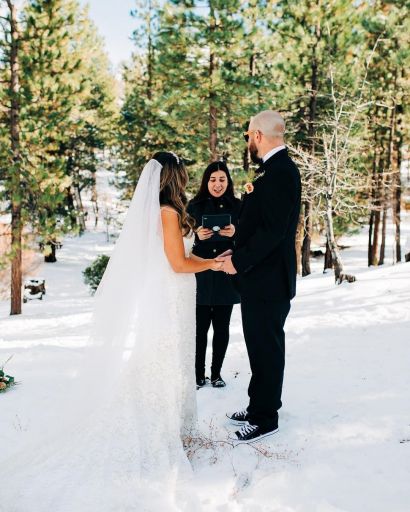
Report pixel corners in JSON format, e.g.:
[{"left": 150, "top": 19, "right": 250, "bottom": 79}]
[{"left": 1, "top": 152, "right": 222, "bottom": 511}]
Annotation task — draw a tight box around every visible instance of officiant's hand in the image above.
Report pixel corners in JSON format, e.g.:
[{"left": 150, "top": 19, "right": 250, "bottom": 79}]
[
  {"left": 215, "top": 255, "right": 237, "bottom": 275},
  {"left": 197, "top": 226, "right": 213, "bottom": 240},
  {"left": 220, "top": 224, "right": 235, "bottom": 237}
]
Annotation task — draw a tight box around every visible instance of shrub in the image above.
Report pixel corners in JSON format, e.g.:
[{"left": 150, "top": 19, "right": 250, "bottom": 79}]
[{"left": 83, "top": 254, "right": 110, "bottom": 294}]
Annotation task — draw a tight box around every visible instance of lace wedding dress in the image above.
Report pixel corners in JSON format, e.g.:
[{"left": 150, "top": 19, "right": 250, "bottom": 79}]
[{"left": 1, "top": 159, "right": 200, "bottom": 512}]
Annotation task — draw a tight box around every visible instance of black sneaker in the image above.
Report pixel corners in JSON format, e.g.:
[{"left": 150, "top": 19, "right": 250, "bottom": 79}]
[
  {"left": 211, "top": 376, "right": 226, "bottom": 388},
  {"left": 226, "top": 409, "right": 249, "bottom": 425},
  {"left": 196, "top": 377, "right": 210, "bottom": 389},
  {"left": 230, "top": 423, "right": 279, "bottom": 444}
]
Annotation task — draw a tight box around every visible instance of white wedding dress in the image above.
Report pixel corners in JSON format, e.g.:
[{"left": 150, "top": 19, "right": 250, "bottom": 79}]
[{"left": 1, "top": 159, "right": 200, "bottom": 511}]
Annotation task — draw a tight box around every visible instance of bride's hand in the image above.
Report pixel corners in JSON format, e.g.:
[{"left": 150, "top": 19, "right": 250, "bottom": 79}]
[{"left": 210, "top": 259, "right": 224, "bottom": 271}]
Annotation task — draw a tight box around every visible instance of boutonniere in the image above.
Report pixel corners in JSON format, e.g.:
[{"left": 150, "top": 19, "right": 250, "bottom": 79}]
[{"left": 244, "top": 182, "right": 254, "bottom": 194}]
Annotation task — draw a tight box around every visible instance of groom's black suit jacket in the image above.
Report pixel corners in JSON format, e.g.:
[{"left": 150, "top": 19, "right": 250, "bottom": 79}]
[{"left": 232, "top": 148, "right": 301, "bottom": 301}]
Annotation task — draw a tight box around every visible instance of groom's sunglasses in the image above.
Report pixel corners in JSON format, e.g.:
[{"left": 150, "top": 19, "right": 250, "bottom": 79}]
[{"left": 243, "top": 130, "right": 257, "bottom": 142}]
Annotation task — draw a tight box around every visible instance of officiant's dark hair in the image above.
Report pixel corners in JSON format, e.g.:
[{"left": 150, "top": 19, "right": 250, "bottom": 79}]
[
  {"left": 154, "top": 151, "right": 194, "bottom": 236},
  {"left": 192, "top": 161, "right": 235, "bottom": 203}
]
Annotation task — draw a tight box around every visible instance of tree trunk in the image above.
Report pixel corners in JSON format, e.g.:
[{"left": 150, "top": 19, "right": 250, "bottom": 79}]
[
  {"left": 324, "top": 200, "right": 344, "bottom": 281},
  {"left": 380, "top": 78, "right": 398, "bottom": 266},
  {"left": 91, "top": 174, "right": 99, "bottom": 228},
  {"left": 295, "top": 211, "right": 304, "bottom": 276},
  {"left": 393, "top": 136, "right": 402, "bottom": 262},
  {"left": 243, "top": 147, "right": 249, "bottom": 175},
  {"left": 209, "top": 70, "right": 217, "bottom": 160},
  {"left": 368, "top": 119, "right": 378, "bottom": 266},
  {"left": 379, "top": 203, "right": 387, "bottom": 265},
  {"left": 8, "top": 0, "right": 22, "bottom": 315},
  {"left": 371, "top": 207, "right": 381, "bottom": 266},
  {"left": 301, "top": 201, "right": 312, "bottom": 276},
  {"left": 368, "top": 210, "right": 374, "bottom": 267},
  {"left": 66, "top": 187, "right": 77, "bottom": 226},
  {"left": 324, "top": 238, "right": 333, "bottom": 271},
  {"left": 208, "top": 1, "right": 217, "bottom": 162},
  {"left": 10, "top": 196, "right": 22, "bottom": 315},
  {"left": 302, "top": 16, "right": 320, "bottom": 277},
  {"left": 370, "top": 157, "right": 383, "bottom": 266},
  {"left": 146, "top": 0, "right": 153, "bottom": 101},
  {"left": 324, "top": 197, "right": 356, "bottom": 283},
  {"left": 243, "top": 50, "right": 255, "bottom": 174},
  {"left": 73, "top": 184, "right": 86, "bottom": 233},
  {"left": 249, "top": 52, "right": 256, "bottom": 77},
  {"left": 390, "top": 68, "right": 401, "bottom": 262}
]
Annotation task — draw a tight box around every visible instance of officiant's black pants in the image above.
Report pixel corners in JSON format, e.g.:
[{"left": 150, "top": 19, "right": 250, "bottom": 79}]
[
  {"left": 241, "top": 298, "right": 290, "bottom": 430},
  {"left": 196, "top": 305, "right": 233, "bottom": 381}
]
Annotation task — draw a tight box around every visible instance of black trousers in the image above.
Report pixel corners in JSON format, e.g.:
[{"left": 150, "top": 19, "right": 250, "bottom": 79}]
[
  {"left": 241, "top": 298, "right": 290, "bottom": 430},
  {"left": 195, "top": 304, "right": 234, "bottom": 381}
]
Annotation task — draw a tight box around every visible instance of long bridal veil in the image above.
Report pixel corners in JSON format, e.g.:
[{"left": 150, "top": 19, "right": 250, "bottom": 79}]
[
  {"left": 1, "top": 158, "right": 199, "bottom": 512},
  {"left": 86, "top": 158, "right": 171, "bottom": 402}
]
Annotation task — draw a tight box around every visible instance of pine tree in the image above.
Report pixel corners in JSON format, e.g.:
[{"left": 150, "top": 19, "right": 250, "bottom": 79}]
[
  {"left": 119, "top": 0, "right": 275, "bottom": 197},
  {"left": 0, "top": 0, "right": 23, "bottom": 314},
  {"left": 268, "top": 0, "right": 368, "bottom": 276},
  {"left": 0, "top": 0, "right": 117, "bottom": 313},
  {"left": 364, "top": 0, "right": 410, "bottom": 266}
]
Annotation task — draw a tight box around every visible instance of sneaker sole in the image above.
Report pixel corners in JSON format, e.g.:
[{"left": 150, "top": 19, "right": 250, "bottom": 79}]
[
  {"left": 196, "top": 378, "right": 211, "bottom": 390},
  {"left": 230, "top": 427, "right": 279, "bottom": 444},
  {"left": 226, "top": 414, "right": 249, "bottom": 426}
]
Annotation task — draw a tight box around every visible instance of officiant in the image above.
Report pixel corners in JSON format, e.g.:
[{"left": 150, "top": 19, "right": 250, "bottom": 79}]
[{"left": 187, "top": 161, "right": 241, "bottom": 389}]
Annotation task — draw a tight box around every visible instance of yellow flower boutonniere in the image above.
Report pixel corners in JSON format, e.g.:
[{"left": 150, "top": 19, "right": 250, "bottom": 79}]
[{"left": 244, "top": 182, "right": 254, "bottom": 194}]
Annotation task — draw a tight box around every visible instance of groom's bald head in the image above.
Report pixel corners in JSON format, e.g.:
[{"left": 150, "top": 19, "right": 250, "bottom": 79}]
[
  {"left": 246, "top": 110, "right": 286, "bottom": 164},
  {"left": 249, "top": 110, "right": 285, "bottom": 140}
]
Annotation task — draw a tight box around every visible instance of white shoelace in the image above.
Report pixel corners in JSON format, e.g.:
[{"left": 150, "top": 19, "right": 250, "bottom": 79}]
[
  {"left": 234, "top": 409, "right": 248, "bottom": 419},
  {"left": 238, "top": 423, "right": 258, "bottom": 436}
]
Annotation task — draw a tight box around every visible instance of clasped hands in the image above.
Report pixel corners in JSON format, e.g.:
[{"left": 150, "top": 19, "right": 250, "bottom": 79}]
[
  {"left": 196, "top": 224, "right": 237, "bottom": 274},
  {"left": 214, "top": 249, "right": 237, "bottom": 275}
]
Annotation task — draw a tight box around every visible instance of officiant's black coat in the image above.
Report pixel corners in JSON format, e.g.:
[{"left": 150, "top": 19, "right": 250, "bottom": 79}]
[
  {"left": 232, "top": 148, "right": 301, "bottom": 301},
  {"left": 187, "top": 195, "right": 241, "bottom": 305}
]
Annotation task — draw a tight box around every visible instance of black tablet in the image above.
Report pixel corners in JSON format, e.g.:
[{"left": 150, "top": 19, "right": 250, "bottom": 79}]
[{"left": 202, "top": 214, "right": 231, "bottom": 240}]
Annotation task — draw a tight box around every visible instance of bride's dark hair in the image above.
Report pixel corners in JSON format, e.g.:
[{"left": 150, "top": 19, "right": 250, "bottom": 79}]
[{"left": 154, "top": 151, "right": 194, "bottom": 236}]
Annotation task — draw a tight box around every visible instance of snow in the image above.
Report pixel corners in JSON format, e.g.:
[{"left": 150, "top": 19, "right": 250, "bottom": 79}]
[{"left": 1, "top": 199, "right": 409, "bottom": 511}]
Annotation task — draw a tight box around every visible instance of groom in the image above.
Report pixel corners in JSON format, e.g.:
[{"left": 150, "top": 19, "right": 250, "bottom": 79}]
[{"left": 217, "top": 110, "right": 301, "bottom": 443}]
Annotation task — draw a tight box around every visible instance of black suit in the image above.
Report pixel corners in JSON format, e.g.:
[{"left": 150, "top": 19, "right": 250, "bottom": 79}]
[{"left": 232, "top": 147, "right": 301, "bottom": 430}]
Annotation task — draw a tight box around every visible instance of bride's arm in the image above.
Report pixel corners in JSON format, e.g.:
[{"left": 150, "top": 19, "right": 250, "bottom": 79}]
[
  {"left": 161, "top": 209, "right": 221, "bottom": 273},
  {"left": 189, "top": 253, "right": 204, "bottom": 262}
]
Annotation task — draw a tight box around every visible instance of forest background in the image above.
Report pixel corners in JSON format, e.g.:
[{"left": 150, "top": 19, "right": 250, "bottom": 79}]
[{"left": 1, "top": 0, "right": 409, "bottom": 315}]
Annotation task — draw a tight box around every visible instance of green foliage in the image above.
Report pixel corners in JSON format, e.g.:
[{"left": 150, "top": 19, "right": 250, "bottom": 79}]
[
  {"left": 117, "top": 0, "right": 410, "bottom": 245},
  {"left": 0, "top": 0, "right": 118, "bottom": 263},
  {"left": 1, "top": 0, "right": 409, "bottom": 270},
  {"left": 117, "top": 0, "right": 277, "bottom": 198},
  {"left": 83, "top": 254, "right": 110, "bottom": 294}
]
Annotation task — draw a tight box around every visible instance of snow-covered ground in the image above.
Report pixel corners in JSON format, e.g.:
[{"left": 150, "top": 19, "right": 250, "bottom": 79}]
[{"left": 1, "top": 207, "right": 409, "bottom": 511}]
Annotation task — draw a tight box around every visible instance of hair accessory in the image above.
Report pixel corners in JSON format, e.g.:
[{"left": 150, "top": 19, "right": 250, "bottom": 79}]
[{"left": 169, "top": 151, "right": 180, "bottom": 164}]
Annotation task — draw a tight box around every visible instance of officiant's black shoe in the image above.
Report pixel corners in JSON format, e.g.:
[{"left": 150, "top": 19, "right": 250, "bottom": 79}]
[
  {"left": 211, "top": 376, "right": 226, "bottom": 388},
  {"left": 230, "top": 423, "right": 279, "bottom": 444},
  {"left": 226, "top": 409, "right": 249, "bottom": 425},
  {"left": 196, "top": 377, "right": 210, "bottom": 389}
]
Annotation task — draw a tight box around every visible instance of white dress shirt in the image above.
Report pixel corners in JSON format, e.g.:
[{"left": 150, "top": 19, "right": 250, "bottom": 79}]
[{"left": 262, "top": 145, "right": 286, "bottom": 163}]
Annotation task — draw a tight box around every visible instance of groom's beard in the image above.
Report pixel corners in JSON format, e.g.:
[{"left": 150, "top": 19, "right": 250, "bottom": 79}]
[{"left": 249, "top": 141, "right": 263, "bottom": 166}]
